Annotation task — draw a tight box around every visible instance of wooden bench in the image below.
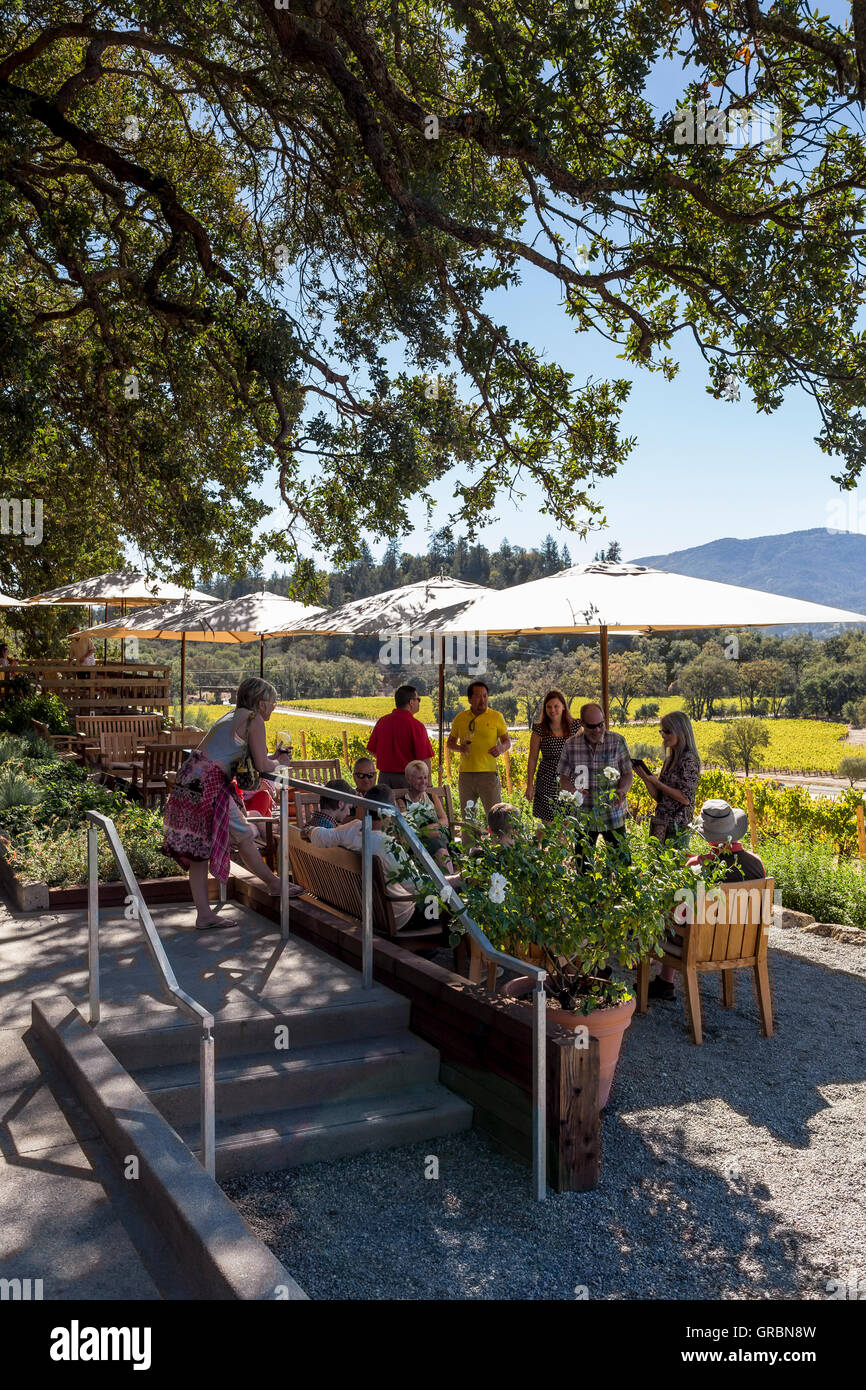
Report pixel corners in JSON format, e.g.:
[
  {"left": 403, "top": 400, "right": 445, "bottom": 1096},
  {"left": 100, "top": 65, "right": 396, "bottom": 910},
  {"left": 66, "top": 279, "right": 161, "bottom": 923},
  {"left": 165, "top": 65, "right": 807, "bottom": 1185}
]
[
  {"left": 76, "top": 714, "right": 164, "bottom": 765},
  {"left": 30, "top": 719, "right": 79, "bottom": 760},
  {"left": 288, "top": 826, "right": 441, "bottom": 951},
  {"left": 635, "top": 877, "right": 776, "bottom": 1045},
  {"left": 285, "top": 758, "right": 341, "bottom": 787}
]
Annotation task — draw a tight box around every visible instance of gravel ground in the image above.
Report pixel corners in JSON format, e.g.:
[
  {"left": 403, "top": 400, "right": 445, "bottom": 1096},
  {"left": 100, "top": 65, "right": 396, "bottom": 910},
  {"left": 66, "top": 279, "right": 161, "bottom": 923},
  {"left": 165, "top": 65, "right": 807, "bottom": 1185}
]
[{"left": 223, "top": 931, "right": 866, "bottom": 1301}]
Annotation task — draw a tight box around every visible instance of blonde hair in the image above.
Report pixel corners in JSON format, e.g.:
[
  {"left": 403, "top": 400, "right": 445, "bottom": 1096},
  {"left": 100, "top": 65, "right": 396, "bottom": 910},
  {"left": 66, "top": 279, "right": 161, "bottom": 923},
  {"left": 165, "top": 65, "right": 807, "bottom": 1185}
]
[
  {"left": 404, "top": 759, "right": 429, "bottom": 780},
  {"left": 236, "top": 677, "right": 278, "bottom": 711},
  {"left": 660, "top": 710, "right": 699, "bottom": 771}
]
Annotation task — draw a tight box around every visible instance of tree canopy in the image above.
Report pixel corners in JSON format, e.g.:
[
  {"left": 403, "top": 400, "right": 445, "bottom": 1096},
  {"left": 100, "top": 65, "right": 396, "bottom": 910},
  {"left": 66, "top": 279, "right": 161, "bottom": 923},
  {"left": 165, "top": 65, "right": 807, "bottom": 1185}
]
[{"left": 2, "top": 0, "right": 866, "bottom": 595}]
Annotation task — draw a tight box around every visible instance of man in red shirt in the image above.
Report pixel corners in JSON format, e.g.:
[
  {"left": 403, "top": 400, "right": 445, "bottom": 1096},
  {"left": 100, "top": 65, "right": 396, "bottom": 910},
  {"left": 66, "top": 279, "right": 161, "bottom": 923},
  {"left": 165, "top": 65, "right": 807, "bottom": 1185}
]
[{"left": 367, "top": 685, "right": 433, "bottom": 789}]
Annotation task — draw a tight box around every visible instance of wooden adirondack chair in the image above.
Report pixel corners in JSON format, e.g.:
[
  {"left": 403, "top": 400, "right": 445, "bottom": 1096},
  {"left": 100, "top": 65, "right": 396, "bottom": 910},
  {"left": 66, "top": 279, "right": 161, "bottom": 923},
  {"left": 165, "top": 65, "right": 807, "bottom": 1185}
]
[
  {"left": 98, "top": 731, "right": 140, "bottom": 777},
  {"left": 635, "top": 877, "right": 776, "bottom": 1045}
]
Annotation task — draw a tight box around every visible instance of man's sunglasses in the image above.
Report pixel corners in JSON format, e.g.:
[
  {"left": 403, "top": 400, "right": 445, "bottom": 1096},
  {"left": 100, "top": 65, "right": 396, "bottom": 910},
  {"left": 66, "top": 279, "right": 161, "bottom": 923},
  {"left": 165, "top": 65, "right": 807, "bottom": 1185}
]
[
  {"left": 583, "top": 719, "right": 605, "bottom": 730},
  {"left": 355, "top": 771, "right": 376, "bottom": 780}
]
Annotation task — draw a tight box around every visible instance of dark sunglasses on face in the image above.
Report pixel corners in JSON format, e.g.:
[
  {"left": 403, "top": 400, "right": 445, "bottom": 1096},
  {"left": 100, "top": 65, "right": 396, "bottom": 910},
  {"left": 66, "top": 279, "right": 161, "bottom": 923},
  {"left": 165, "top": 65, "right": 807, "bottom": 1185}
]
[
  {"left": 583, "top": 719, "right": 605, "bottom": 730},
  {"left": 356, "top": 771, "right": 375, "bottom": 780}
]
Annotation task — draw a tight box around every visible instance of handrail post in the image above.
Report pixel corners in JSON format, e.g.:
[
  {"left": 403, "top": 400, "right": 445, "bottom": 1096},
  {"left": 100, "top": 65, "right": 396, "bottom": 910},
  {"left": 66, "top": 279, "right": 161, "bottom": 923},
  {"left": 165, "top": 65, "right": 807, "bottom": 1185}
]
[
  {"left": 532, "top": 979, "right": 547, "bottom": 1201},
  {"left": 201, "top": 1025, "right": 216, "bottom": 1179},
  {"left": 361, "top": 812, "right": 373, "bottom": 989},
  {"left": 87, "top": 823, "right": 100, "bottom": 1025},
  {"left": 280, "top": 784, "right": 290, "bottom": 940}
]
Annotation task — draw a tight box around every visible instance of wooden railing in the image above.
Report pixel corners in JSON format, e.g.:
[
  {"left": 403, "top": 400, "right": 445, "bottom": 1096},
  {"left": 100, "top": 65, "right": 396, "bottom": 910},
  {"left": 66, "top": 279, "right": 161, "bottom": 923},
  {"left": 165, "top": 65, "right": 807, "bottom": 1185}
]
[{"left": 0, "top": 662, "right": 171, "bottom": 716}]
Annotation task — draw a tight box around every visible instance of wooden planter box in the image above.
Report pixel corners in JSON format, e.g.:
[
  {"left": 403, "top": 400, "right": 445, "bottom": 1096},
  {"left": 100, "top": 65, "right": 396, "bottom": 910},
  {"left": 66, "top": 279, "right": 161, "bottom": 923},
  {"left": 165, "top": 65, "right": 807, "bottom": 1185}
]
[{"left": 232, "top": 876, "right": 602, "bottom": 1193}]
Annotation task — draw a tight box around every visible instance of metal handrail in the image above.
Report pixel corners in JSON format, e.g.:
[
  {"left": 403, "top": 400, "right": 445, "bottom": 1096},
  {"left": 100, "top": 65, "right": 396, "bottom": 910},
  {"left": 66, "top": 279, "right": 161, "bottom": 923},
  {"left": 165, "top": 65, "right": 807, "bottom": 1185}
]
[
  {"left": 84, "top": 810, "right": 216, "bottom": 1179},
  {"left": 279, "top": 777, "right": 548, "bottom": 1200}
]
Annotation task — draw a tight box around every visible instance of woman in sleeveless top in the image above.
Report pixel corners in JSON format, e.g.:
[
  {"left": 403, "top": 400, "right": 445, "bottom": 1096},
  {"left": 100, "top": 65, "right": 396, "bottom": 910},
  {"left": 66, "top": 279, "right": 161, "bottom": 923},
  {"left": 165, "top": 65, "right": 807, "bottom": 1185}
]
[
  {"left": 162, "top": 677, "right": 297, "bottom": 929},
  {"left": 525, "top": 689, "right": 575, "bottom": 823}
]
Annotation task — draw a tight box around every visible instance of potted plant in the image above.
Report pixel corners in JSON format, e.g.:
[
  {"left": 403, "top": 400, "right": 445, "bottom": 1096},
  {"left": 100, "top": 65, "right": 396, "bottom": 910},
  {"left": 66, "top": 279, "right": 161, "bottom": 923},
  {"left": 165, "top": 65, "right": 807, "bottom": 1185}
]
[{"left": 447, "top": 781, "right": 714, "bottom": 1108}]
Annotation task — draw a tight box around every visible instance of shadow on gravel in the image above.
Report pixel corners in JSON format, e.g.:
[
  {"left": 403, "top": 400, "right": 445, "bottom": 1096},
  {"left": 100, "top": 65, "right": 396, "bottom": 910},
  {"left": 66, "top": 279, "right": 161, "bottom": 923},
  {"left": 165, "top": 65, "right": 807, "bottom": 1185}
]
[{"left": 619, "top": 950, "right": 866, "bottom": 1148}]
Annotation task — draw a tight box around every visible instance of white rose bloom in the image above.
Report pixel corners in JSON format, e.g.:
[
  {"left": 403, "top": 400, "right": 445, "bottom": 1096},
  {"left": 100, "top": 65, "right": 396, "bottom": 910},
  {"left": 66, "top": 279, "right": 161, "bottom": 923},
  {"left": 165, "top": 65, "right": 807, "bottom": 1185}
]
[
  {"left": 488, "top": 872, "right": 508, "bottom": 905},
  {"left": 465, "top": 800, "right": 476, "bottom": 814},
  {"left": 602, "top": 766, "right": 620, "bottom": 783},
  {"left": 689, "top": 864, "right": 702, "bottom": 877}
]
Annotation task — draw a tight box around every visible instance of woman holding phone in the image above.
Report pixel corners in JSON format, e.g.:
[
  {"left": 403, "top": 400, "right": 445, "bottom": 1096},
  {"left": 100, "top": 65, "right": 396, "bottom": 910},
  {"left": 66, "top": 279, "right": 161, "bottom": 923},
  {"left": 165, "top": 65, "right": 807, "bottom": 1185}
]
[{"left": 632, "top": 710, "right": 700, "bottom": 847}]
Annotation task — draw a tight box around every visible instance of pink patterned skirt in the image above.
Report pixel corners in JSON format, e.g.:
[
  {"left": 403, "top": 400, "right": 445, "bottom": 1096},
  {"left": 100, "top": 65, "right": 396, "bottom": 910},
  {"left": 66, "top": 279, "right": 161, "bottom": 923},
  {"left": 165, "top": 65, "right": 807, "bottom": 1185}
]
[{"left": 161, "top": 751, "right": 243, "bottom": 883}]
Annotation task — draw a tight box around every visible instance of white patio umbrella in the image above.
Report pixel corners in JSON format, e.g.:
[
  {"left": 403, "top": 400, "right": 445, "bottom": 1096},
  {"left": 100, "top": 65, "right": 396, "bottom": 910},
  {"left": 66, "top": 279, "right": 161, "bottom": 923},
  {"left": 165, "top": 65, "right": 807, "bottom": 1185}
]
[
  {"left": 444, "top": 561, "right": 866, "bottom": 725},
  {"left": 24, "top": 568, "right": 216, "bottom": 607},
  {"left": 79, "top": 591, "right": 323, "bottom": 724},
  {"left": 294, "top": 577, "right": 496, "bottom": 770},
  {"left": 0, "top": 591, "right": 22, "bottom": 606},
  {"left": 25, "top": 568, "right": 217, "bottom": 666}
]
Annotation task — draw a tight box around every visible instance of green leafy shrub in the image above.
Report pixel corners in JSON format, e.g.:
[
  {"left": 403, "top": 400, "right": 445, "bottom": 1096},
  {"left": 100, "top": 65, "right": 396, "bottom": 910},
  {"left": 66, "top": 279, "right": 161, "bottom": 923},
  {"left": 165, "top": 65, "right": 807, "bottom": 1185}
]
[
  {"left": 0, "top": 693, "right": 71, "bottom": 735},
  {"left": 762, "top": 839, "right": 866, "bottom": 927}
]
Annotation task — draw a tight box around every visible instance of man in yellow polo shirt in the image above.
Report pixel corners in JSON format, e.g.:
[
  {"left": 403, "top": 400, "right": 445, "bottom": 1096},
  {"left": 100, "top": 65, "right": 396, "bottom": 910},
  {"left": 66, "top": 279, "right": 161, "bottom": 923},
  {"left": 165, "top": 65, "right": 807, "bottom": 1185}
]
[{"left": 447, "top": 679, "right": 512, "bottom": 821}]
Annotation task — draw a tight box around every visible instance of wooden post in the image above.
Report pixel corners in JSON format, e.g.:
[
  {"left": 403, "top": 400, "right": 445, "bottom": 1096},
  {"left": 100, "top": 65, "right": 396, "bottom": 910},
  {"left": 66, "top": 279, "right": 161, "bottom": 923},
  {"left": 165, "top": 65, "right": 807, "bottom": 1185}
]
[
  {"left": 180, "top": 633, "right": 187, "bottom": 728},
  {"left": 856, "top": 803, "right": 866, "bottom": 860},
  {"left": 259, "top": 635, "right": 264, "bottom": 678},
  {"left": 342, "top": 728, "right": 350, "bottom": 770},
  {"left": 438, "top": 639, "right": 445, "bottom": 782},
  {"left": 504, "top": 748, "right": 512, "bottom": 794},
  {"left": 300, "top": 729, "right": 307, "bottom": 760},
  {"left": 599, "top": 625, "right": 610, "bottom": 728},
  {"left": 445, "top": 743, "right": 451, "bottom": 779},
  {"left": 120, "top": 598, "right": 126, "bottom": 666},
  {"left": 745, "top": 782, "right": 758, "bottom": 850}
]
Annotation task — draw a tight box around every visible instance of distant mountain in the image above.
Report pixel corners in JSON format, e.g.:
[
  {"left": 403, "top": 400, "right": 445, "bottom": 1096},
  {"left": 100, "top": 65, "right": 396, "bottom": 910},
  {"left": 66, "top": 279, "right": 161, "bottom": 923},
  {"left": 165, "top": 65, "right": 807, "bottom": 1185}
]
[{"left": 632, "top": 529, "right": 866, "bottom": 616}]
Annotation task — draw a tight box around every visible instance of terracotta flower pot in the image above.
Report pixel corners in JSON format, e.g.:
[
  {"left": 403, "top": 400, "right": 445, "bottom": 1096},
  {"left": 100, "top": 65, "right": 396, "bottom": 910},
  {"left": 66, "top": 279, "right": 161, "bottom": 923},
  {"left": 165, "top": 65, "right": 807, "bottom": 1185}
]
[{"left": 503, "top": 978, "right": 636, "bottom": 1109}]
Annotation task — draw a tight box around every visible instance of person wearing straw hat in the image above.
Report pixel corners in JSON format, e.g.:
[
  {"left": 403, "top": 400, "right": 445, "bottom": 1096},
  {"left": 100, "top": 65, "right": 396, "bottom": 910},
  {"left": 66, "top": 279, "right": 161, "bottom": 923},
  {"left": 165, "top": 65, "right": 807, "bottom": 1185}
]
[{"left": 648, "top": 798, "right": 765, "bottom": 1000}]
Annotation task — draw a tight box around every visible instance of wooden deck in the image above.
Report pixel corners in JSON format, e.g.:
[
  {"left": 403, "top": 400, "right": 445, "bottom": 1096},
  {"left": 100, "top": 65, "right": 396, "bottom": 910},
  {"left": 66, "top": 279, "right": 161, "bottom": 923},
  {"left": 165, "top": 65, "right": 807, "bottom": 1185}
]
[{"left": 0, "top": 661, "right": 171, "bottom": 716}]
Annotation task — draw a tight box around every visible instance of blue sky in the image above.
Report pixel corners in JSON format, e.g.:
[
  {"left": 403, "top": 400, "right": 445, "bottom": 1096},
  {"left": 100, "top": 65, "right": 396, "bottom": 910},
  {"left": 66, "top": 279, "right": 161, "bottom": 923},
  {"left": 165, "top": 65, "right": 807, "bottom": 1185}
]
[{"left": 253, "top": 2, "right": 861, "bottom": 572}]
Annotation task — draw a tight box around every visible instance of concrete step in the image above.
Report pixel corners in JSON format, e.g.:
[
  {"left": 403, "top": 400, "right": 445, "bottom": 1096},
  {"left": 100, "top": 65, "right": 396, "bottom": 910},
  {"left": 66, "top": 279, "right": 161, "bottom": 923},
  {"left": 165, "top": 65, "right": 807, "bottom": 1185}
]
[
  {"left": 97, "top": 987, "right": 410, "bottom": 1069},
  {"left": 182, "top": 1084, "right": 474, "bottom": 1177},
  {"left": 134, "top": 1032, "right": 441, "bottom": 1127}
]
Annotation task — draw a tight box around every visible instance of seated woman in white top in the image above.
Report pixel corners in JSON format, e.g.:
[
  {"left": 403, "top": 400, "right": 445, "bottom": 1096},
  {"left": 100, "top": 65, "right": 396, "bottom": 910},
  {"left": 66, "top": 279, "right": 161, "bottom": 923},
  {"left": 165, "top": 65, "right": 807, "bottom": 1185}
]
[{"left": 396, "top": 759, "right": 453, "bottom": 872}]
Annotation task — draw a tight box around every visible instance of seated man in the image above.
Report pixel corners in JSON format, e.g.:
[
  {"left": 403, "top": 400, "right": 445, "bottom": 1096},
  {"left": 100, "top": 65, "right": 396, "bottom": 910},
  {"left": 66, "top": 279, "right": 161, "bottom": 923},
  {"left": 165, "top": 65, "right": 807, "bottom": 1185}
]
[
  {"left": 307, "top": 784, "right": 448, "bottom": 934},
  {"left": 350, "top": 756, "right": 377, "bottom": 817},
  {"left": 649, "top": 798, "right": 766, "bottom": 1000},
  {"left": 487, "top": 802, "right": 519, "bottom": 847},
  {"left": 307, "top": 778, "right": 354, "bottom": 831}
]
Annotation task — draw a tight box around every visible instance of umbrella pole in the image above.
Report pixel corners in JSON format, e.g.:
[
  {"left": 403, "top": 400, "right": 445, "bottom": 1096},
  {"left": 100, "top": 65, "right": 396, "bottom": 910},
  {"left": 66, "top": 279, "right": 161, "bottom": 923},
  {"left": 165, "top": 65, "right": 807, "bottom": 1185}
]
[
  {"left": 120, "top": 599, "right": 125, "bottom": 665},
  {"left": 438, "top": 637, "right": 445, "bottom": 781},
  {"left": 599, "top": 624, "right": 610, "bottom": 727},
  {"left": 260, "top": 634, "right": 264, "bottom": 678},
  {"left": 103, "top": 603, "right": 108, "bottom": 664},
  {"left": 180, "top": 633, "right": 186, "bottom": 727}
]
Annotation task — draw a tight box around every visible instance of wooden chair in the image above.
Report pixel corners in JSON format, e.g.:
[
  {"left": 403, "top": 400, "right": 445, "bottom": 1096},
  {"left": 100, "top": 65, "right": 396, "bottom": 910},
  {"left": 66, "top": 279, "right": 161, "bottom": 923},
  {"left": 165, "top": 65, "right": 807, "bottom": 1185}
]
[
  {"left": 157, "top": 727, "right": 204, "bottom": 748},
  {"left": 285, "top": 758, "right": 341, "bottom": 787},
  {"left": 131, "top": 744, "right": 187, "bottom": 808},
  {"left": 98, "top": 731, "right": 141, "bottom": 777},
  {"left": 635, "top": 877, "right": 776, "bottom": 1045},
  {"left": 288, "top": 826, "right": 442, "bottom": 951},
  {"left": 393, "top": 784, "right": 455, "bottom": 836},
  {"left": 294, "top": 791, "right": 321, "bottom": 829},
  {"left": 30, "top": 719, "right": 79, "bottom": 760}
]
